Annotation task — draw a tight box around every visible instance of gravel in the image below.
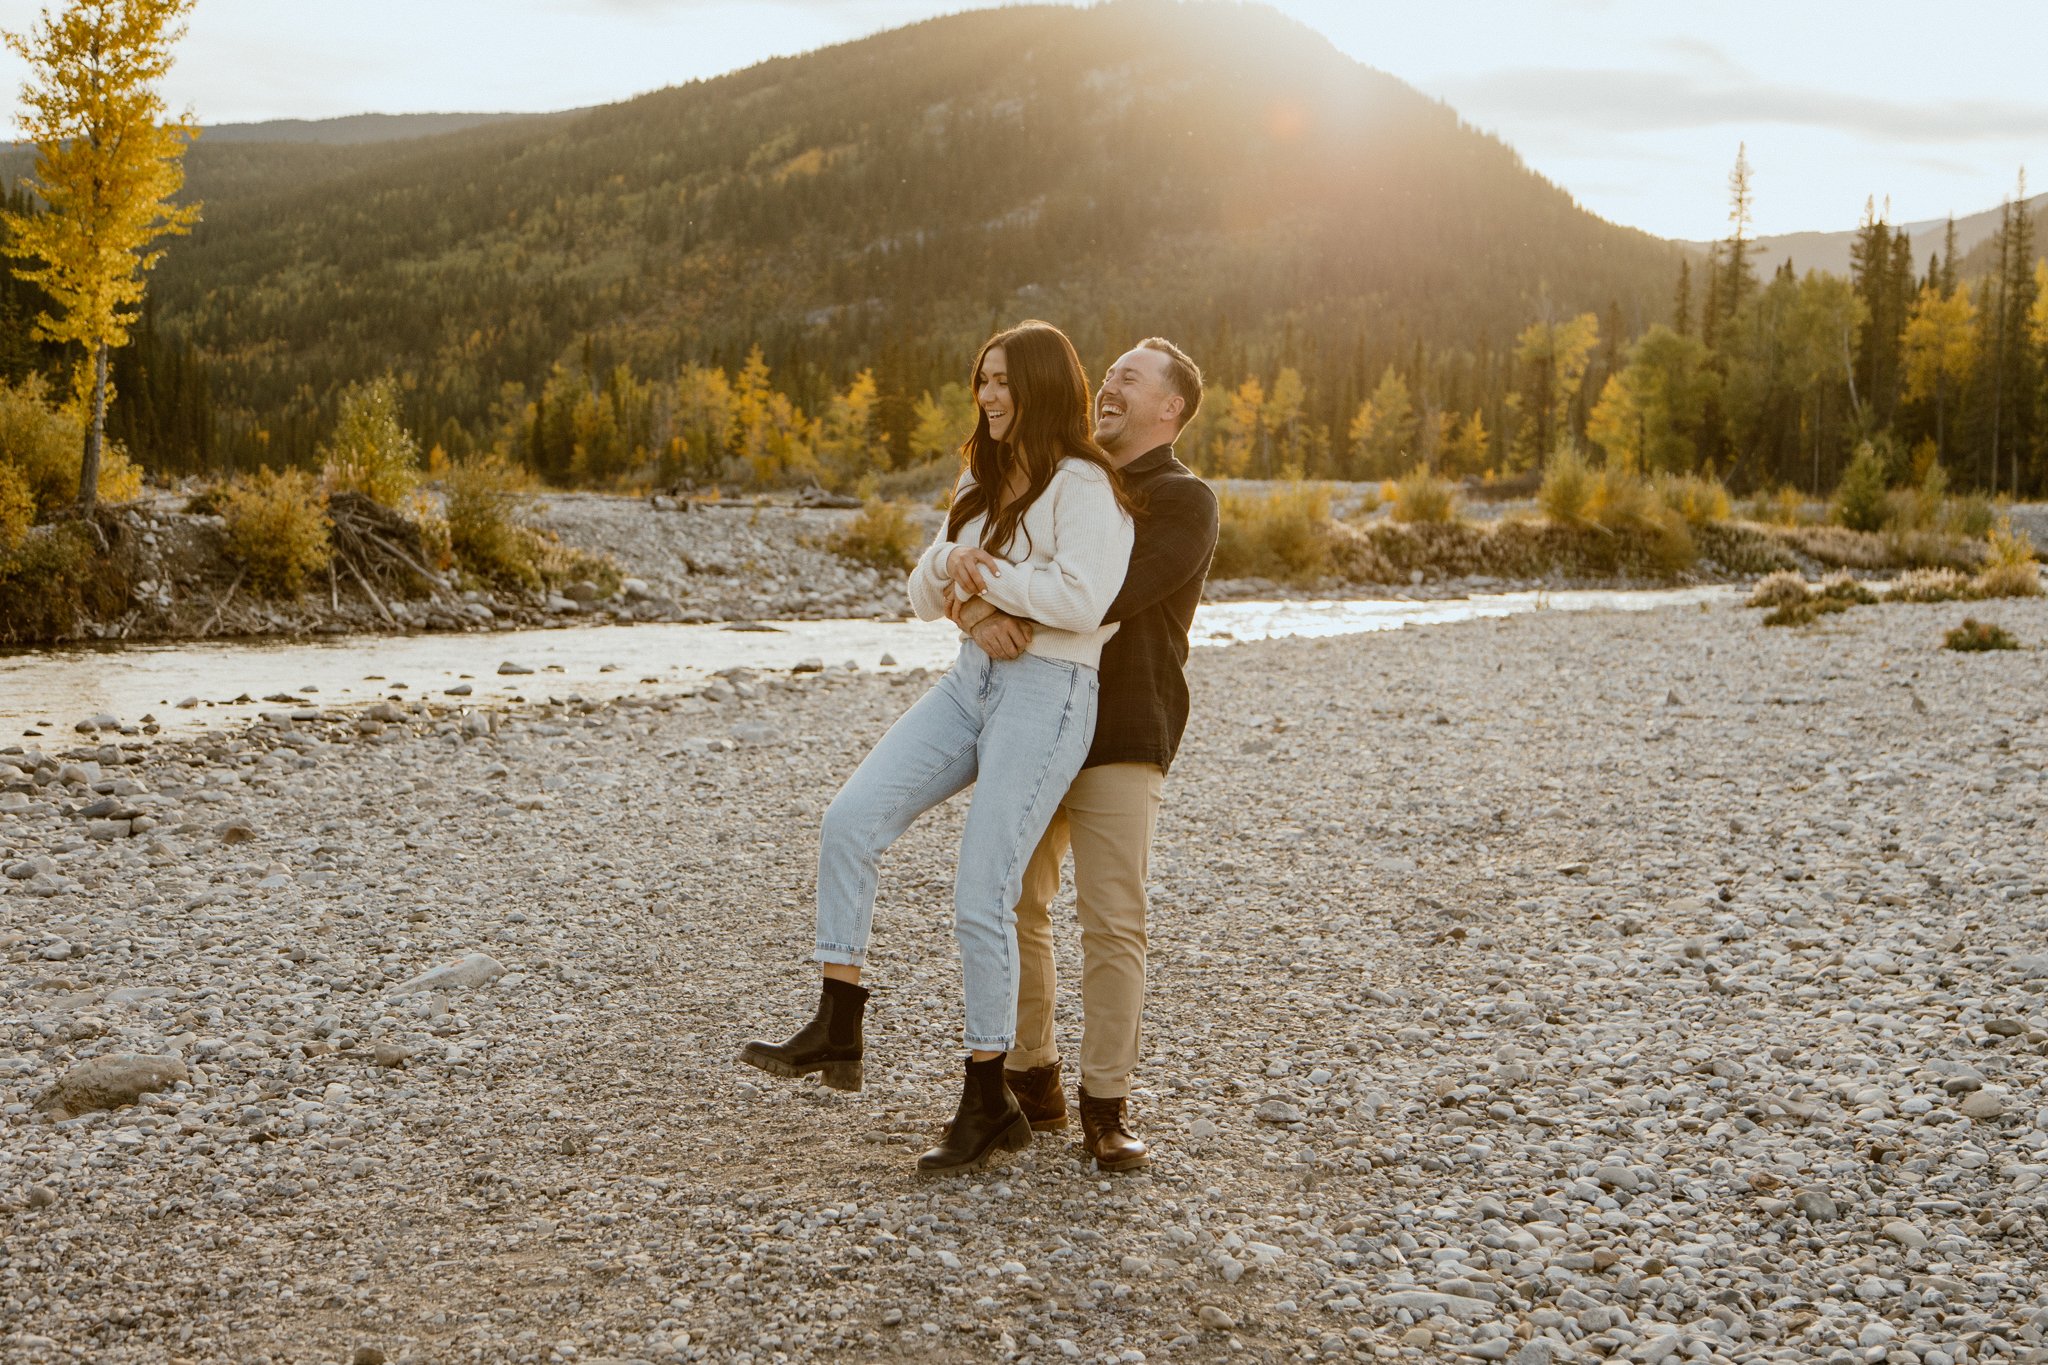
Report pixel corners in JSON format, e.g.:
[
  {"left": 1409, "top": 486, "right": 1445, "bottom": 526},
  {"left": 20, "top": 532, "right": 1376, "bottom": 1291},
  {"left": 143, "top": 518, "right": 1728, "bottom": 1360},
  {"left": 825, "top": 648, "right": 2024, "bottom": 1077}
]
[{"left": 2, "top": 595, "right": 2047, "bottom": 1363}]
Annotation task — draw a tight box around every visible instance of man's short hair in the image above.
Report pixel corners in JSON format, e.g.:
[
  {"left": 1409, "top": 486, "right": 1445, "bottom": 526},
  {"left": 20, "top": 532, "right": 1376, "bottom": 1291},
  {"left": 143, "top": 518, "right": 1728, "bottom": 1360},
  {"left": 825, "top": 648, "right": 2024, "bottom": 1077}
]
[{"left": 1138, "top": 337, "right": 1203, "bottom": 431}]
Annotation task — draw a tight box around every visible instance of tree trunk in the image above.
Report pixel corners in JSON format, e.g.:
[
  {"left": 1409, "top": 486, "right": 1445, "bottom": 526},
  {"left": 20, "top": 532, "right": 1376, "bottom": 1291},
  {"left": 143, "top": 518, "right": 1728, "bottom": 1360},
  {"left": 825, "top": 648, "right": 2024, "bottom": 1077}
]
[{"left": 75, "top": 343, "right": 110, "bottom": 515}]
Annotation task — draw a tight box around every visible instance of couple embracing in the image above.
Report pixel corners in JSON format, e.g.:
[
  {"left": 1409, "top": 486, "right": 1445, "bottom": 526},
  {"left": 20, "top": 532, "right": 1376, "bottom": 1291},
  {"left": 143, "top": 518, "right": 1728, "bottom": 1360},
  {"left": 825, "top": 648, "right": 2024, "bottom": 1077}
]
[{"left": 740, "top": 320, "right": 1219, "bottom": 1174}]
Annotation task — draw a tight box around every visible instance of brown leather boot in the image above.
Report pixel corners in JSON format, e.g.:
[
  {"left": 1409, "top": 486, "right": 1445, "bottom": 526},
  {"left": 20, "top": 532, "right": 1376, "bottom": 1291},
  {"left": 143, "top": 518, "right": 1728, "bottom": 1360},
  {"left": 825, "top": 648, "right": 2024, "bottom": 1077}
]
[
  {"left": 1006, "top": 1060, "right": 1069, "bottom": 1131},
  {"left": 1078, "top": 1089, "right": 1149, "bottom": 1172}
]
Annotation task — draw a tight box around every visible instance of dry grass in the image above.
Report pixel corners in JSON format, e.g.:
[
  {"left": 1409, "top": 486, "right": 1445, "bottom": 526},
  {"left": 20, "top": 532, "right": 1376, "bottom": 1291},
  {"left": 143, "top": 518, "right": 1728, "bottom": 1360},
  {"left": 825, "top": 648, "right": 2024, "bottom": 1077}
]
[
  {"left": 220, "top": 468, "right": 334, "bottom": 599},
  {"left": 826, "top": 499, "right": 923, "bottom": 570},
  {"left": 1389, "top": 465, "right": 1460, "bottom": 525},
  {"left": 1885, "top": 568, "right": 1973, "bottom": 603},
  {"left": 1747, "top": 571, "right": 1810, "bottom": 608}
]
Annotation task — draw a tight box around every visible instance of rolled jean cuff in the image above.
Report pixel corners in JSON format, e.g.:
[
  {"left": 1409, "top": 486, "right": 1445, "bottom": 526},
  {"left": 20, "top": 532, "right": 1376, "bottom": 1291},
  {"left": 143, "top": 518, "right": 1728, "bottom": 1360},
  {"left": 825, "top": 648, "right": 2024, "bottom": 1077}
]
[
  {"left": 1007, "top": 1042, "right": 1059, "bottom": 1071},
  {"left": 963, "top": 1031, "right": 1016, "bottom": 1051},
  {"left": 1081, "top": 1075, "right": 1132, "bottom": 1100},
  {"left": 812, "top": 944, "right": 866, "bottom": 967}
]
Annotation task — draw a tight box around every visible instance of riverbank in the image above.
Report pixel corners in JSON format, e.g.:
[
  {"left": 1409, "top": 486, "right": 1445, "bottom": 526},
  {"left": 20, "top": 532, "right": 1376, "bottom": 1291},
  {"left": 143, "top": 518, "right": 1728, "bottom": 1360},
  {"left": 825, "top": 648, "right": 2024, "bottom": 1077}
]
[
  {"left": 6, "top": 487, "right": 2032, "bottom": 648},
  {"left": 3, "top": 595, "right": 2045, "bottom": 1363}
]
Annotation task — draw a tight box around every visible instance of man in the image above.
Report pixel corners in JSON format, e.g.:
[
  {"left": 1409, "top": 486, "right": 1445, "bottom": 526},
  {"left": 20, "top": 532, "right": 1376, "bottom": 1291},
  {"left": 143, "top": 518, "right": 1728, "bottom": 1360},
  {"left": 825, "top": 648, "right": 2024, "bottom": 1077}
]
[{"left": 950, "top": 337, "right": 1217, "bottom": 1171}]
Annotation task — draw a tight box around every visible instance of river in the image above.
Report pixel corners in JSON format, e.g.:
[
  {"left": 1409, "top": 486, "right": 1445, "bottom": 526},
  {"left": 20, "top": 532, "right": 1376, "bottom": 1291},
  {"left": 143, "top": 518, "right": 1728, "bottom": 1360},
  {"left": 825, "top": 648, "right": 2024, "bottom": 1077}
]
[{"left": 1, "top": 586, "right": 1737, "bottom": 739}]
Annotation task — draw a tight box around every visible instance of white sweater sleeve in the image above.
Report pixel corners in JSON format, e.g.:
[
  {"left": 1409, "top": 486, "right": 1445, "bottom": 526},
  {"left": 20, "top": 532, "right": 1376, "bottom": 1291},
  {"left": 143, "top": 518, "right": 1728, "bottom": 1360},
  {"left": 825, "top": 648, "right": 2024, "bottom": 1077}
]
[
  {"left": 906, "top": 475, "right": 972, "bottom": 622},
  {"left": 975, "top": 466, "right": 1133, "bottom": 631}
]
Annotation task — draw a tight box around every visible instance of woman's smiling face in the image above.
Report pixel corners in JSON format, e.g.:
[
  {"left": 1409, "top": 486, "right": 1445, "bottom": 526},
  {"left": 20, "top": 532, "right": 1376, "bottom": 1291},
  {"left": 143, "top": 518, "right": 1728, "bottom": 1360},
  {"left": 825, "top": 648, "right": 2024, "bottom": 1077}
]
[{"left": 976, "top": 345, "right": 1013, "bottom": 442}]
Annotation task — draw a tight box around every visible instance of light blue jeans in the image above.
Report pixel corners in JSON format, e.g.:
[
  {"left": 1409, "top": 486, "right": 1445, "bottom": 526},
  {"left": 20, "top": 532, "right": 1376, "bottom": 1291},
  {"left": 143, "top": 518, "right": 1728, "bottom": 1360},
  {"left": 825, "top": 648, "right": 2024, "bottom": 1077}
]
[{"left": 814, "top": 640, "right": 1099, "bottom": 1050}]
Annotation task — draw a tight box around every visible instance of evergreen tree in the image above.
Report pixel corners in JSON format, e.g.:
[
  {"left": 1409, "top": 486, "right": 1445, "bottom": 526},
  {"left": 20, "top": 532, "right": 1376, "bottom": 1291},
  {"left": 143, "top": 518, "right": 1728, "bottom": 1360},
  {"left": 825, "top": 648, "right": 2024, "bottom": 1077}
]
[{"left": 1672, "top": 258, "right": 1692, "bottom": 338}]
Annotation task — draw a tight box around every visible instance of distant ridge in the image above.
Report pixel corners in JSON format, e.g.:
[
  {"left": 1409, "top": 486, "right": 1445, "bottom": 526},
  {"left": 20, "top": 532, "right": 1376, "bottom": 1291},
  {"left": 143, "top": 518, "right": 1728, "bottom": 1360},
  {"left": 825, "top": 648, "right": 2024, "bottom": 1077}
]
[
  {"left": 198, "top": 111, "right": 545, "bottom": 145},
  {"left": 1681, "top": 191, "right": 2048, "bottom": 279}
]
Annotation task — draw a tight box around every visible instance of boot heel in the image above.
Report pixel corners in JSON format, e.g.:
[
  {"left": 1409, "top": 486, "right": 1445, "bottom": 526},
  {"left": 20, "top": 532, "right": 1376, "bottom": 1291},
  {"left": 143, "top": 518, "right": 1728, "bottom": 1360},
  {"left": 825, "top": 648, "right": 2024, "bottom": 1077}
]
[
  {"left": 998, "top": 1113, "right": 1033, "bottom": 1152},
  {"left": 820, "top": 1059, "right": 864, "bottom": 1093}
]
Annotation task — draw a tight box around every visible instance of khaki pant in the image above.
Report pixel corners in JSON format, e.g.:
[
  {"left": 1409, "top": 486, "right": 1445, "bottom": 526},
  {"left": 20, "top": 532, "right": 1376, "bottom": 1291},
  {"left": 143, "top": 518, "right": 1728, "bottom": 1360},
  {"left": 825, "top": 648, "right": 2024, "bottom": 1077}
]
[{"left": 1008, "top": 762, "right": 1163, "bottom": 1099}]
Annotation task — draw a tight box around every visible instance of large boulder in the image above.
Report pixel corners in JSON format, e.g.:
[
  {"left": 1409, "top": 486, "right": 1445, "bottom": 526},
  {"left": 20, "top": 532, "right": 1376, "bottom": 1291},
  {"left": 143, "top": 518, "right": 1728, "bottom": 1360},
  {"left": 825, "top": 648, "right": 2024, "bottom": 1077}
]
[{"left": 36, "top": 1053, "right": 189, "bottom": 1118}]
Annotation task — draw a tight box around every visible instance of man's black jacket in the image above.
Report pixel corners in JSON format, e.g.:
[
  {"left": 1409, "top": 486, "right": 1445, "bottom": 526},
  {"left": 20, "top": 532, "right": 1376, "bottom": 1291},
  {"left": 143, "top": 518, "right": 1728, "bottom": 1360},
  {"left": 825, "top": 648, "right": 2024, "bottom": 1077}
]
[{"left": 1084, "top": 444, "right": 1218, "bottom": 775}]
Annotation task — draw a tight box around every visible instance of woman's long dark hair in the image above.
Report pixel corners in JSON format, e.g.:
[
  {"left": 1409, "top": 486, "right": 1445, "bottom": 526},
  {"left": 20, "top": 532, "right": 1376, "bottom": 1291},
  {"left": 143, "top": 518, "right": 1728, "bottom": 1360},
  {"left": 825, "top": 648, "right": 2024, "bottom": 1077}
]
[{"left": 946, "top": 320, "right": 1136, "bottom": 554}]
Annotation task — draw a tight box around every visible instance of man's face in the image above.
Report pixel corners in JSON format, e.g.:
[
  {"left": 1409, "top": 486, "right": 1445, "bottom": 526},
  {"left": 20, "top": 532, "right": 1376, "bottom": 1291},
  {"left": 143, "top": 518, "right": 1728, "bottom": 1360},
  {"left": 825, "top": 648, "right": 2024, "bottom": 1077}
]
[{"left": 1094, "top": 347, "right": 1179, "bottom": 453}]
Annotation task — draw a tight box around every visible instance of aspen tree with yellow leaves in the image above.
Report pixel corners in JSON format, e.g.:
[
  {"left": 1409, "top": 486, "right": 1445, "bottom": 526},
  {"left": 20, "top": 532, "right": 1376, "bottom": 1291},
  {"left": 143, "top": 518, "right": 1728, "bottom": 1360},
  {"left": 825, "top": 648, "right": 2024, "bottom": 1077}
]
[{"left": 2, "top": 0, "right": 200, "bottom": 515}]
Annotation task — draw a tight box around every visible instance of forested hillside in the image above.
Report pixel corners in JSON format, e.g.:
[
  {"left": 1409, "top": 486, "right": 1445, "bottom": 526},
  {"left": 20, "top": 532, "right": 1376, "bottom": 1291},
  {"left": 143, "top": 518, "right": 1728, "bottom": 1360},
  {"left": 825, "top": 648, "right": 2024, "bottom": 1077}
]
[
  {"left": 4, "top": 0, "right": 2042, "bottom": 499},
  {"left": 42, "top": 0, "right": 1681, "bottom": 475}
]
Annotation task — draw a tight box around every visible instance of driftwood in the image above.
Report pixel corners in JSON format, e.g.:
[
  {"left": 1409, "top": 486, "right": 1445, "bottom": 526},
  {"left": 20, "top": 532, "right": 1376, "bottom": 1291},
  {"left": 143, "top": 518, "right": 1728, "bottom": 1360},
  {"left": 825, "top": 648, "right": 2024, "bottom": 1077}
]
[
  {"left": 202, "top": 567, "right": 247, "bottom": 636},
  {"left": 325, "top": 491, "right": 451, "bottom": 615}
]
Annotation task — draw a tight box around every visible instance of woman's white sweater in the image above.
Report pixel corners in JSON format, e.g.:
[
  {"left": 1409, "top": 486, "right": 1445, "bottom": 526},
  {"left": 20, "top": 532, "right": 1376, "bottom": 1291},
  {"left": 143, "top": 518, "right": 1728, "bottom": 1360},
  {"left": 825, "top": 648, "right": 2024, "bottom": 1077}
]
[{"left": 907, "top": 458, "right": 1134, "bottom": 669}]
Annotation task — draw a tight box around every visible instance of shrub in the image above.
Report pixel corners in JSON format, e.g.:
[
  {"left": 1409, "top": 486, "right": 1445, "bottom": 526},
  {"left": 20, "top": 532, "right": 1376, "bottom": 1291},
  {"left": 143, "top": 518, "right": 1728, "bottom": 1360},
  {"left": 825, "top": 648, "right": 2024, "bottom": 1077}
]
[
  {"left": 1588, "top": 467, "right": 1658, "bottom": 531},
  {"left": 1941, "top": 493, "right": 1995, "bottom": 539},
  {"left": 0, "top": 461, "right": 32, "bottom": 552},
  {"left": 1763, "top": 597, "right": 1850, "bottom": 628},
  {"left": 1973, "top": 561, "right": 2044, "bottom": 599},
  {"left": 1656, "top": 472, "right": 1733, "bottom": 526},
  {"left": 220, "top": 467, "right": 333, "bottom": 598},
  {"left": 320, "top": 374, "right": 421, "bottom": 507},
  {"left": 0, "top": 375, "right": 142, "bottom": 517},
  {"left": 1815, "top": 571, "right": 1878, "bottom": 605},
  {"left": 1970, "top": 516, "right": 2041, "bottom": 598},
  {"left": 1832, "top": 441, "right": 1891, "bottom": 532},
  {"left": 1744, "top": 485, "right": 1811, "bottom": 527},
  {"left": 0, "top": 519, "right": 129, "bottom": 643},
  {"left": 1747, "top": 570, "right": 1810, "bottom": 608},
  {"left": 827, "top": 498, "right": 922, "bottom": 570},
  {"left": 534, "top": 534, "right": 622, "bottom": 597},
  {"left": 1212, "top": 484, "right": 1336, "bottom": 582},
  {"left": 1944, "top": 618, "right": 2019, "bottom": 652},
  {"left": 442, "top": 453, "right": 540, "bottom": 589},
  {"left": 1390, "top": 464, "right": 1460, "bottom": 525},
  {"left": 1538, "top": 446, "right": 1595, "bottom": 527},
  {"left": 1886, "top": 568, "right": 1972, "bottom": 603}
]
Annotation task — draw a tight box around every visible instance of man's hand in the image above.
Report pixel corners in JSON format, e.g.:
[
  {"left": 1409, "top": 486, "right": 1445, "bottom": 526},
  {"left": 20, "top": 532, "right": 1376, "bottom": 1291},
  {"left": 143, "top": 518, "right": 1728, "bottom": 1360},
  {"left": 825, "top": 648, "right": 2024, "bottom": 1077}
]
[
  {"left": 950, "top": 594, "right": 999, "bottom": 631},
  {"left": 971, "top": 610, "right": 1034, "bottom": 661}
]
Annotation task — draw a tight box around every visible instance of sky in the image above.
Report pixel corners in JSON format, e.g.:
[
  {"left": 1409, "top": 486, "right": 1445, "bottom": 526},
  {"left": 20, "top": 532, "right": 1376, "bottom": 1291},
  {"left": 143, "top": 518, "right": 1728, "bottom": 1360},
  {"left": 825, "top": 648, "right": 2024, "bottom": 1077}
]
[{"left": 0, "top": 0, "right": 2043, "bottom": 241}]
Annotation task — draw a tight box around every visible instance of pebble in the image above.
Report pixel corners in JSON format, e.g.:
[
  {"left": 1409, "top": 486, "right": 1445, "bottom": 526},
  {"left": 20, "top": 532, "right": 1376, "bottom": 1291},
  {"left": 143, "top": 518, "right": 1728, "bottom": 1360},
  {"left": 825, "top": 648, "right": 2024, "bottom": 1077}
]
[{"left": 2, "top": 591, "right": 2044, "bottom": 1363}]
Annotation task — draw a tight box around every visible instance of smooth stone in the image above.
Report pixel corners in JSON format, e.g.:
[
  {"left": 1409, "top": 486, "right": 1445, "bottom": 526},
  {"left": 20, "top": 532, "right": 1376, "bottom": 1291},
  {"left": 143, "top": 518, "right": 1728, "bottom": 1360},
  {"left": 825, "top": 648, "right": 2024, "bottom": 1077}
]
[
  {"left": 1374, "top": 1290, "right": 1492, "bottom": 1323},
  {"left": 1957, "top": 1088, "right": 2005, "bottom": 1120},
  {"left": 1197, "top": 1306, "right": 1236, "bottom": 1330},
  {"left": 1882, "top": 1220, "right": 1929, "bottom": 1250},
  {"left": 497, "top": 662, "right": 535, "bottom": 675},
  {"left": 387, "top": 952, "right": 508, "bottom": 998},
  {"left": 1792, "top": 1189, "right": 1839, "bottom": 1222}
]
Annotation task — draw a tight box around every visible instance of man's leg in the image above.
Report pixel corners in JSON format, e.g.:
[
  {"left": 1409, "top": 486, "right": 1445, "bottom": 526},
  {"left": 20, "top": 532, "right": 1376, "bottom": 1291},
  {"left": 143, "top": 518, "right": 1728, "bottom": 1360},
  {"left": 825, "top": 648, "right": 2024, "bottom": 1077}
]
[
  {"left": 1008, "top": 808, "right": 1070, "bottom": 1074},
  {"left": 1063, "top": 762, "right": 1163, "bottom": 1169}
]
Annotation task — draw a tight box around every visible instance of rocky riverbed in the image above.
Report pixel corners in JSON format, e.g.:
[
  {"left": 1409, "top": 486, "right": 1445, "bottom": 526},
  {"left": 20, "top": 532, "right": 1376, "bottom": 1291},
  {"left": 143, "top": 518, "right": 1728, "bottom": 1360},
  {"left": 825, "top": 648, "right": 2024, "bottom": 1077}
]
[{"left": 3, "top": 597, "right": 2047, "bottom": 1364}]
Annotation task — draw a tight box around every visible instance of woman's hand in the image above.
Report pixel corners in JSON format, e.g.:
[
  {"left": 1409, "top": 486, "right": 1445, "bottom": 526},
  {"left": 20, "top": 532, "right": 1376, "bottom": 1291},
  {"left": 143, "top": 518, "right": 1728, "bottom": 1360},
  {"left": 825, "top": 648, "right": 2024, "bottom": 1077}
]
[
  {"left": 946, "top": 546, "right": 1005, "bottom": 596},
  {"left": 972, "top": 612, "right": 1034, "bottom": 661}
]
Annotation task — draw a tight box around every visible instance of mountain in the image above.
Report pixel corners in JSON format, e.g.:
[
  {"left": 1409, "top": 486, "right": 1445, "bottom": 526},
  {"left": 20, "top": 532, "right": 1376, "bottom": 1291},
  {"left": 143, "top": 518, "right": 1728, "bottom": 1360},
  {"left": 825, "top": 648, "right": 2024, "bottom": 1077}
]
[
  {"left": 197, "top": 112, "right": 545, "bottom": 145},
  {"left": 65, "top": 0, "right": 1688, "bottom": 467},
  {"left": 1682, "top": 192, "right": 2048, "bottom": 280}
]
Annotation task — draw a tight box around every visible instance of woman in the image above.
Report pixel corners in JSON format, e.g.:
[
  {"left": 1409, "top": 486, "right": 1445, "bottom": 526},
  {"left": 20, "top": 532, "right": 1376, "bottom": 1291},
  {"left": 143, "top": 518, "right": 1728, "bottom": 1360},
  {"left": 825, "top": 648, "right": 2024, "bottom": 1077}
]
[{"left": 740, "top": 321, "right": 1135, "bottom": 1172}]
